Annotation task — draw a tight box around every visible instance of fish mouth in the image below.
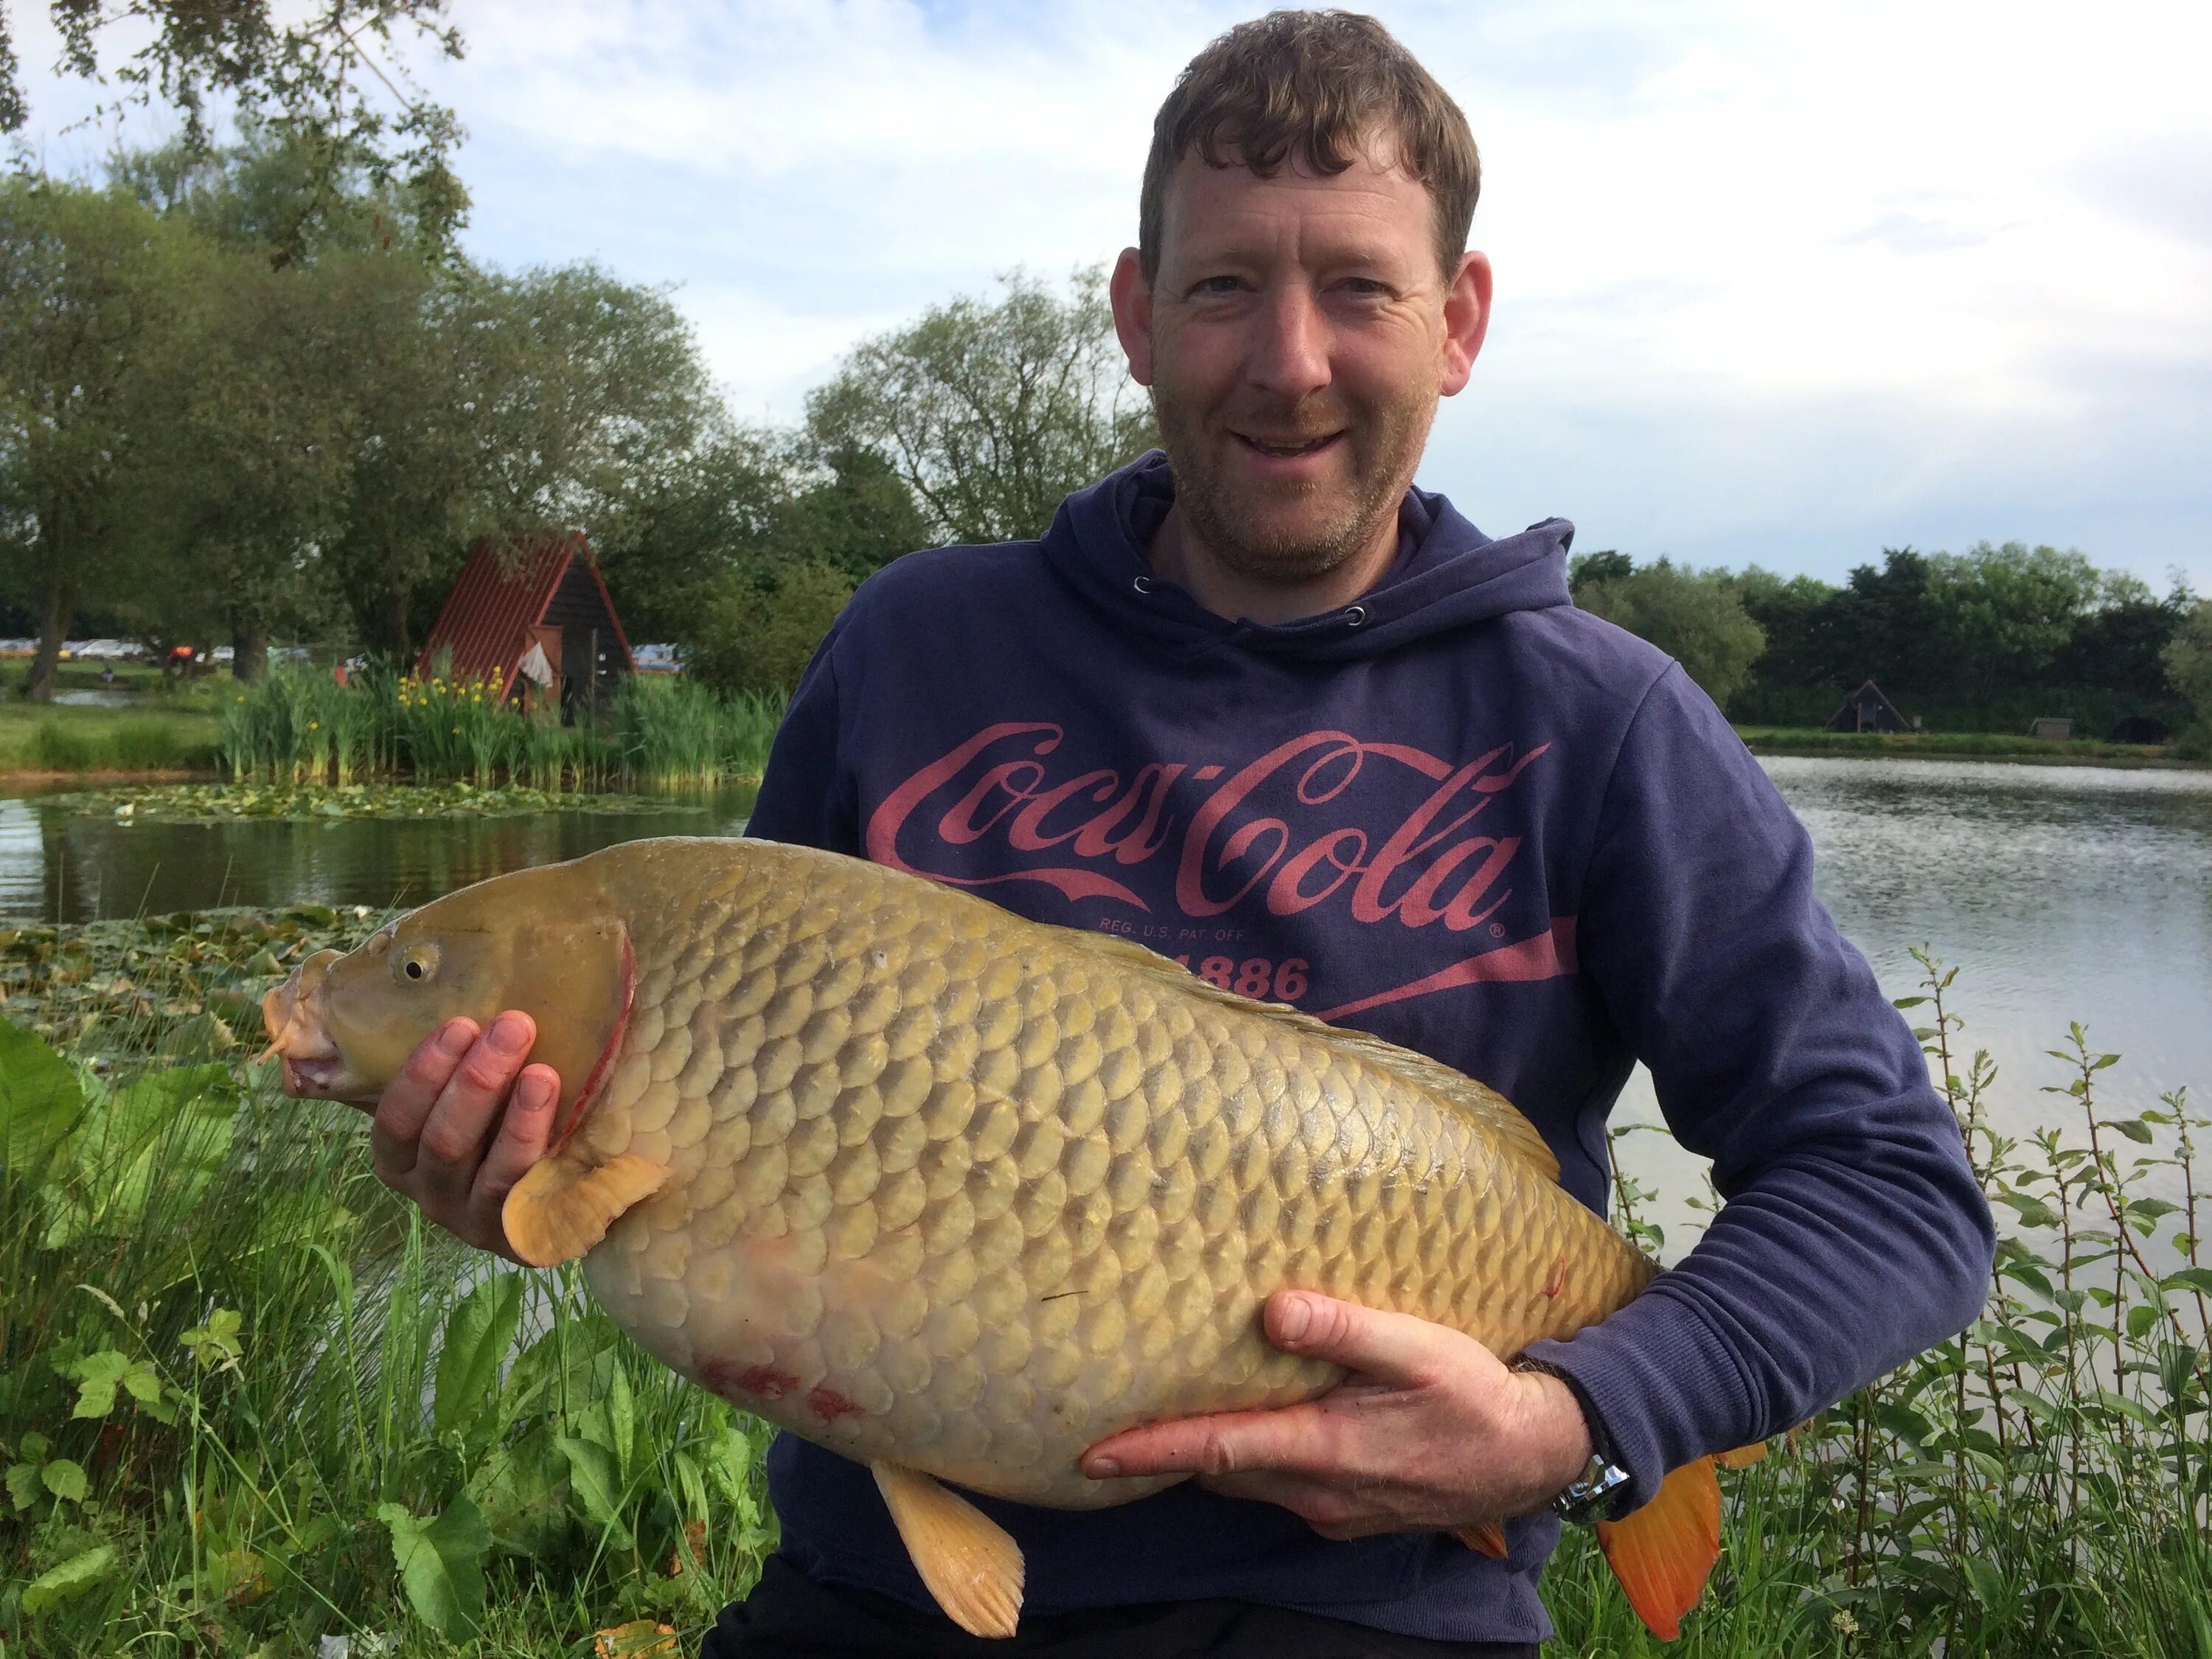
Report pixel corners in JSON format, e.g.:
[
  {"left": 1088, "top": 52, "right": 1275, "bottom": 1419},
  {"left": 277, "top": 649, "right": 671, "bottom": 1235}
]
[{"left": 260, "top": 950, "right": 375, "bottom": 1106}]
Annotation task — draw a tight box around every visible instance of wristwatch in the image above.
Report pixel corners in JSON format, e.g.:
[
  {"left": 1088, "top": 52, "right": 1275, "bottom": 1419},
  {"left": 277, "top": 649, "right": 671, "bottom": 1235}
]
[{"left": 1509, "top": 1355, "right": 1633, "bottom": 1526}]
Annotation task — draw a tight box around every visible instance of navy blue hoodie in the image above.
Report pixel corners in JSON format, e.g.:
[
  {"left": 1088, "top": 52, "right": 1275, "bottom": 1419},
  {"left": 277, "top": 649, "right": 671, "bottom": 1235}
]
[{"left": 742, "top": 451, "right": 1994, "bottom": 1644}]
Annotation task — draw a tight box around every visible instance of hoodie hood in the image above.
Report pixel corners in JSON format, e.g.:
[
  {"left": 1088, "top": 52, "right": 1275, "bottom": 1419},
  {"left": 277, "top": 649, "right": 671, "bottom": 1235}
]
[{"left": 1041, "top": 449, "right": 1573, "bottom": 662}]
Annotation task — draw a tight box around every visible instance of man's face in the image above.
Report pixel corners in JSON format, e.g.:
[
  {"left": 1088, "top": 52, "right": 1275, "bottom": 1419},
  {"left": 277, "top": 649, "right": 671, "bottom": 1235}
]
[{"left": 1113, "top": 133, "right": 1489, "bottom": 584}]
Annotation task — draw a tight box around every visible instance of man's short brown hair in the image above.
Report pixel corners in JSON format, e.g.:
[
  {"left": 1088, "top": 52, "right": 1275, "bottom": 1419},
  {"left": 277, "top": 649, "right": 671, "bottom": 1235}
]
[{"left": 1138, "top": 10, "right": 1481, "bottom": 282}]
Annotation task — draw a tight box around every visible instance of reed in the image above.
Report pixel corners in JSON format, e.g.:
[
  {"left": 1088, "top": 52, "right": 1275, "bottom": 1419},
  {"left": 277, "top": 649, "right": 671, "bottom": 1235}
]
[
  {"left": 216, "top": 663, "right": 770, "bottom": 793},
  {"left": 3, "top": 929, "right": 2200, "bottom": 1655}
]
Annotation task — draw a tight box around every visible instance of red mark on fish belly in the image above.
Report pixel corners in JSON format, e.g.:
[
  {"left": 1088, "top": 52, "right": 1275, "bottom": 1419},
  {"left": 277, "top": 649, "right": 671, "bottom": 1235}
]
[
  {"left": 698, "top": 1357, "right": 799, "bottom": 1402},
  {"left": 807, "top": 1385, "right": 867, "bottom": 1423},
  {"left": 1543, "top": 1254, "right": 1568, "bottom": 1300}
]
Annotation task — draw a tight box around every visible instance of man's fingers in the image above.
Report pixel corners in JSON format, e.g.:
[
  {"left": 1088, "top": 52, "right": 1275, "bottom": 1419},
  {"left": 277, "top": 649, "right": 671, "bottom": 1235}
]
[
  {"left": 408, "top": 1012, "right": 537, "bottom": 1202},
  {"left": 1083, "top": 1402, "right": 1352, "bottom": 1483},
  {"left": 1262, "top": 1290, "right": 1468, "bottom": 1388},
  {"left": 369, "top": 1018, "right": 479, "bottom": 1179},
  {"left": 475, "top": 1063, "right": 558, "bottom": 1206}
]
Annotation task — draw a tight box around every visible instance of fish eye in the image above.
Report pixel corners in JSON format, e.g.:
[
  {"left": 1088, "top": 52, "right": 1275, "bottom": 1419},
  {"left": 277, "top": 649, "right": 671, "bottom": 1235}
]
[{"left": 394, "top": 942, "right": 441, "bottom": 984}]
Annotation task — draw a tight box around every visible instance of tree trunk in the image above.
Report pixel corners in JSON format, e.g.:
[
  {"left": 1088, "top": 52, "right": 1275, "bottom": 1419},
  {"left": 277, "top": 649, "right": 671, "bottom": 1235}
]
[
  {"left": 24, "top": 567, "right": 75, "bottom": 703},
  {"left": 386, "top": 584, "right": 413, "bottom": 668},
  {"left": 232, "top": 618, "right": 269, "bottom": 684}
]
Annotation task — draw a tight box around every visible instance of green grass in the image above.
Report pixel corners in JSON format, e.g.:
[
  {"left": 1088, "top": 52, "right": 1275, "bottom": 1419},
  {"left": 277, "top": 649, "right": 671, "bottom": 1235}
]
[
  {"left": 0, "top": 701, "right": 223, "bottom": 774},
  {"left": 1735, "top": 726, "right": 2188, "bottom": 765},
  {"left": 0, "top": 930, "right": 2204, "bottom": 1655},
  {"left": 0, "top": 911, "right": 776, "bottom": 1655}
]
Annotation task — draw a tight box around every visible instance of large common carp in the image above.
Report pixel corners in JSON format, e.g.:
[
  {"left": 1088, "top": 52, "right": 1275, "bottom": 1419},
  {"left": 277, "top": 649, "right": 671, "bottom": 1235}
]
[{"left": 263, "top": 838, "right": 1728, "bottom": 1638}]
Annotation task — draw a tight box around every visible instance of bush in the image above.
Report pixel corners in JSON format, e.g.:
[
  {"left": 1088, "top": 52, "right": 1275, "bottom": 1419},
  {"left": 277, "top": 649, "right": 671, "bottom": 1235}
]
[
  {"left": 26, "top": 720, "right": 94, "bottom": 772},
  {"left": 104, "top": 718, "right": 185, "bottom": 771},
  {"left": 1575, "top": 560, "right": 1768, "bottom": 709},
  {"left": 681, "top": 560, "right": 855, "bottom": 697}
]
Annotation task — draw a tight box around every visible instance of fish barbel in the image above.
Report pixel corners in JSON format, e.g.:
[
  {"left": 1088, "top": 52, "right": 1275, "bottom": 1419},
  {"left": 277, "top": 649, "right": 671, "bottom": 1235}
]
[{"left": 264, "top": 837, "right": 1728, "bottom": 1638}]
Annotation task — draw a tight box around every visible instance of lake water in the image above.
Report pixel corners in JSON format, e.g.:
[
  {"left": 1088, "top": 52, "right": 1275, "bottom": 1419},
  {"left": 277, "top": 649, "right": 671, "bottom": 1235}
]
[{"left": 7, "top": 759, "right": 2209, "bottom": 1221}]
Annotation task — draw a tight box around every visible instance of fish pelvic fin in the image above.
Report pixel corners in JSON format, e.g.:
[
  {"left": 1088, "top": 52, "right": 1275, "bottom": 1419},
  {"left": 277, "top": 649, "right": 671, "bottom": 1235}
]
[
  {"left": 872, "top": 1461, "right": 1024, "bottom": 1640},
  {"left": 1593, "top": 1453, "right": 1722, "bottom": 1642},
  {"left": 1454, "top": 1519, "right": 1510, "bottom": 1559},
  {"left": 1714, "top": 1440, "right": 1768, "bottom": 1470},
  {"left": 501, "top": 1152, "right": 668, "bottom": 1268}
]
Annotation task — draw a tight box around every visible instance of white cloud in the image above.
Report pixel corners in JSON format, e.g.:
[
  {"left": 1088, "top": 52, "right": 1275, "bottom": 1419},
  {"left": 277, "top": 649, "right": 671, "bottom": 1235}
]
[{"left": 10, "top": 0, "right": 2210, "bottom": 587}]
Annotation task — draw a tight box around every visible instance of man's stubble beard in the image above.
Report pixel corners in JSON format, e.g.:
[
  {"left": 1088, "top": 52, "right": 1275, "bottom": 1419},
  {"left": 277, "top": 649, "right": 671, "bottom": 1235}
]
[{"left": 1149, "top": 376, "right": 1437, "bottom": 585}]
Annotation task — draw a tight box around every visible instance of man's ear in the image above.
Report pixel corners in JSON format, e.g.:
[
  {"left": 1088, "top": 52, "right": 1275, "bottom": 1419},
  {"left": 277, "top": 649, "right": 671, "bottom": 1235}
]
[
  {"left": 1440, "top": 250, "right": 1492, "bottom": 397},
  {"left": 1110, "top": 247, "right": 1155, "bottom": 387}
]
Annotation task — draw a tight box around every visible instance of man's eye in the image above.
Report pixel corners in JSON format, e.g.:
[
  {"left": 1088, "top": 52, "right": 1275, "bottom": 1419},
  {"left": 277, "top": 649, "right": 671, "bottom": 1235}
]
[{"left": 1193, "top": 275, "right": 1243, "bottom": 296}]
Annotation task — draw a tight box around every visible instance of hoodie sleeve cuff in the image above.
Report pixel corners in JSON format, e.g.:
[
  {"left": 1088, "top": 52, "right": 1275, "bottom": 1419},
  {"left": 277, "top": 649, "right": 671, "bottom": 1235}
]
[{"left": 1517, "top": 1282, "right": 1758, "bottom": 1513}]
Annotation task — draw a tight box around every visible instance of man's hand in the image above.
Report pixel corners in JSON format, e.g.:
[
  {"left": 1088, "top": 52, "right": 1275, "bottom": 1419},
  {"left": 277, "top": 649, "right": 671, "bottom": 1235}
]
[
  {"left": 1080, "top": 1290, "right": 1593, "bottom": 1541},
  {"left": 369, "top": 1012, "right": 561, "bottom": 1262}
]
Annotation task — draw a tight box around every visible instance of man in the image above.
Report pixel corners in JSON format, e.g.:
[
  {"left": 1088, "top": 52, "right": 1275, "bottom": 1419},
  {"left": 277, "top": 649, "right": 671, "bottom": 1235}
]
[{"left": 368, "top": 12, "right": 1993, "bottom": 1655}]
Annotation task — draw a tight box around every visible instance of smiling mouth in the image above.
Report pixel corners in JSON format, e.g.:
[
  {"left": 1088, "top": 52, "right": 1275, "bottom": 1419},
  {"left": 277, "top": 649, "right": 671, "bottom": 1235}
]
[{"left": 1237, "top": 431, "right": 1342, "bottom": 459}]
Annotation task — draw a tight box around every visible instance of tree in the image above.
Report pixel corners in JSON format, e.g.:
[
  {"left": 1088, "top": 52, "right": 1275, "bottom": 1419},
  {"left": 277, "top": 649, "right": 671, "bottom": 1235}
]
[
  {"left": 682, "top": 560, "right": 856, "bottom": 697},
  {"left": 806, "top": 266, "right": 1157, "bottom": 546},
  {"left": 1, "top": 1, "right": 467, "bottom": 260},
  {"left": 0, "top": 175, "right": 195, "bottom": 699},
  {"left": 2163, "top": 600, "right": 2212, "bottom": 722},
  {"left": 319, "top": 259, "right": 720, "bottom": 659},
  {"left": 1574, "top": 557, "right": 1769, "bottom": 708}
]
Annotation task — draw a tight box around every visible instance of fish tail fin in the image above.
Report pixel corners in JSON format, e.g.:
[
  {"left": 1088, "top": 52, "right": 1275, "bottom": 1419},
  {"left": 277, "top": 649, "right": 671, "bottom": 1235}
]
[
  {"left": 1453, "top": 1520, "right": 1509, "bottom": 1559},
  {"left": 1593, "top": 1454, "right": 1722, "bottom": 1641}
]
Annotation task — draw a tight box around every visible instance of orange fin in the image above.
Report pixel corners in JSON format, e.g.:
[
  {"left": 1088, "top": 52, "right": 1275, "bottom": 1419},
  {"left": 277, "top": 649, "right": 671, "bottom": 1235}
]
[
  {"left": 501, "top": 1152, "right": 668, "bottom": 1268},
  {"left": 1454, "top": 1520, "right": 1509, "bottom": 1559},
  {"left": 1593, "top": 1454, "right": 1721, "bottom": 1641},
  {"left": 872, "top": 1462, "right": 1024, "bottom": 1638},
  {"left": 1714, "top": 1441, "right": 1767, "bottom": 1470}
]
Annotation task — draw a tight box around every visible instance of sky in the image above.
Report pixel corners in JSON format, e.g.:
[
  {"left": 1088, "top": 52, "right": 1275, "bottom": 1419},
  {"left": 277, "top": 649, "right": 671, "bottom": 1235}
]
[{"left": 13, "top": 0, "right": 2212, "bottom": 591}]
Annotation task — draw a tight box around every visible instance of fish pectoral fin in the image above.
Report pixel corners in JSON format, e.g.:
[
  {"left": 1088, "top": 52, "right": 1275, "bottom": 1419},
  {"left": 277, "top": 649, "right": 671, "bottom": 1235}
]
[
  {"left": 1453, "top": 1520, "right": 1510, "bottom": 1559},
  {"left": 501, "top": 1152, "right": 668, "bottom": 1269},
  {"left": 1714, "top": 1440, "right": 1767, "bottom": 1470},
  {"left": 871, "top": 1461, "right": 1024, "bottom": 1640},
  {"left": 1593, "top": 1454, "right": 1722, "bottom": 1642}
]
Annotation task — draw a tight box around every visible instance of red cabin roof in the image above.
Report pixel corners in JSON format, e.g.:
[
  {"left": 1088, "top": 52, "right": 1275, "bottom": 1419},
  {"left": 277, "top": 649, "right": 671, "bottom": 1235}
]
[{"left": 415, "top": 534, "right": 635, "bottom": 687}]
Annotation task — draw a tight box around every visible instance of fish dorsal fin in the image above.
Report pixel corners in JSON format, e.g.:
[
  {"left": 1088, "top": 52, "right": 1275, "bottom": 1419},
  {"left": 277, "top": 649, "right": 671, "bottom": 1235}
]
[
  {"left": 872, "top": 1462, "right": 1024, "bottom": 1638},
  {"left": 1056, "top": 928, "right": 1559, "bottom": 1183},
  {"left": 502, "top": 1152, "right": 668, "bottom": 1268}
]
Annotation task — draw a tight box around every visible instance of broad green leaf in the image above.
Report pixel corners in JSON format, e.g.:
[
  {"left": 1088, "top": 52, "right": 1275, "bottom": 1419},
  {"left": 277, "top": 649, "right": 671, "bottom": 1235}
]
[
  {"left": 2126, "top": 1304, "right": 2162, "bottom": 1340},
  {"left": 433, "top": 1272, "right": 524, "bottom": 1439},
  {"left": 7, "top": 1461, "right": 45, "bottom": 1509},
  {"left": 67, "top": 1350, "right": 131, "bottom": 1419},
  {"left": 21, "top": 1543, "right": 118, "bottom": 1613},
  {"left": 18, "top": 1431, "right": 49, "bottom": 1461},
  {"left": 0, "top": 1018, "right": 83, "bottom": 1172},
  {"left": 672, "top": 1450, "right": 709, "bottom": 1526},
  {"left": 605, "top": 1352, "right": 636, "bottom": 1481},
  {"left": 41, "top": 1458, "right": 87, "bottom": 1502},
  {"left": 182, "top": 1308, "right": 245, "bottom": 1370},
  {"left": 2165, "top": 1267, "right": 2212, "bottom": 1297},
  {"left": 2111, "top": 1116, "right": 2154, "bottom": 1144},
  {"left": 378, "top": 1495, "right": 489, "bottom": 1639},
  {"left": 557, "top": 1433, "right": 633, "bottom": 1548}
]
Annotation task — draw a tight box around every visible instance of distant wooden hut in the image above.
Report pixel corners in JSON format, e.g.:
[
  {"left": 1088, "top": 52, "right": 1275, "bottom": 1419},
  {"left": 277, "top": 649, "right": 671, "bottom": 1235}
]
[
  {"left": 1827, "top": 678, "right": 1912, "bottom": 734},
  {"left": 417, "top": 535, "right": 634, "bottom": 722}
]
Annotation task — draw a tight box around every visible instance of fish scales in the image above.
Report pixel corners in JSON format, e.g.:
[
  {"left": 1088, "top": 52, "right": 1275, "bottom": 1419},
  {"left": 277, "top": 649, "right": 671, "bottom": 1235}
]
[{"left": 498, "top": 839, "right": 1652, "bottom": 1510}]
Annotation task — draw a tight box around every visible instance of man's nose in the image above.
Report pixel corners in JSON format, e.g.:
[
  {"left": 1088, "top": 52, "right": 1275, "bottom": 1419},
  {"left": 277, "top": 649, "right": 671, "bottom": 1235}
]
[{"left": 1245, "top": 282, "right": 1331, "bottom": 402}]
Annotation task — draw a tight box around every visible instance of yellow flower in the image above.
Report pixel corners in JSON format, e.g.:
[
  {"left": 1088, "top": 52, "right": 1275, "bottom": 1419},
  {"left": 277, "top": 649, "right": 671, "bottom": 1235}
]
[
  {"left": 308, "top": 720, "right": 319, "bottom": 731},
  {"left": 451, "top": 726, "right": 461, "bottom": 735}
]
